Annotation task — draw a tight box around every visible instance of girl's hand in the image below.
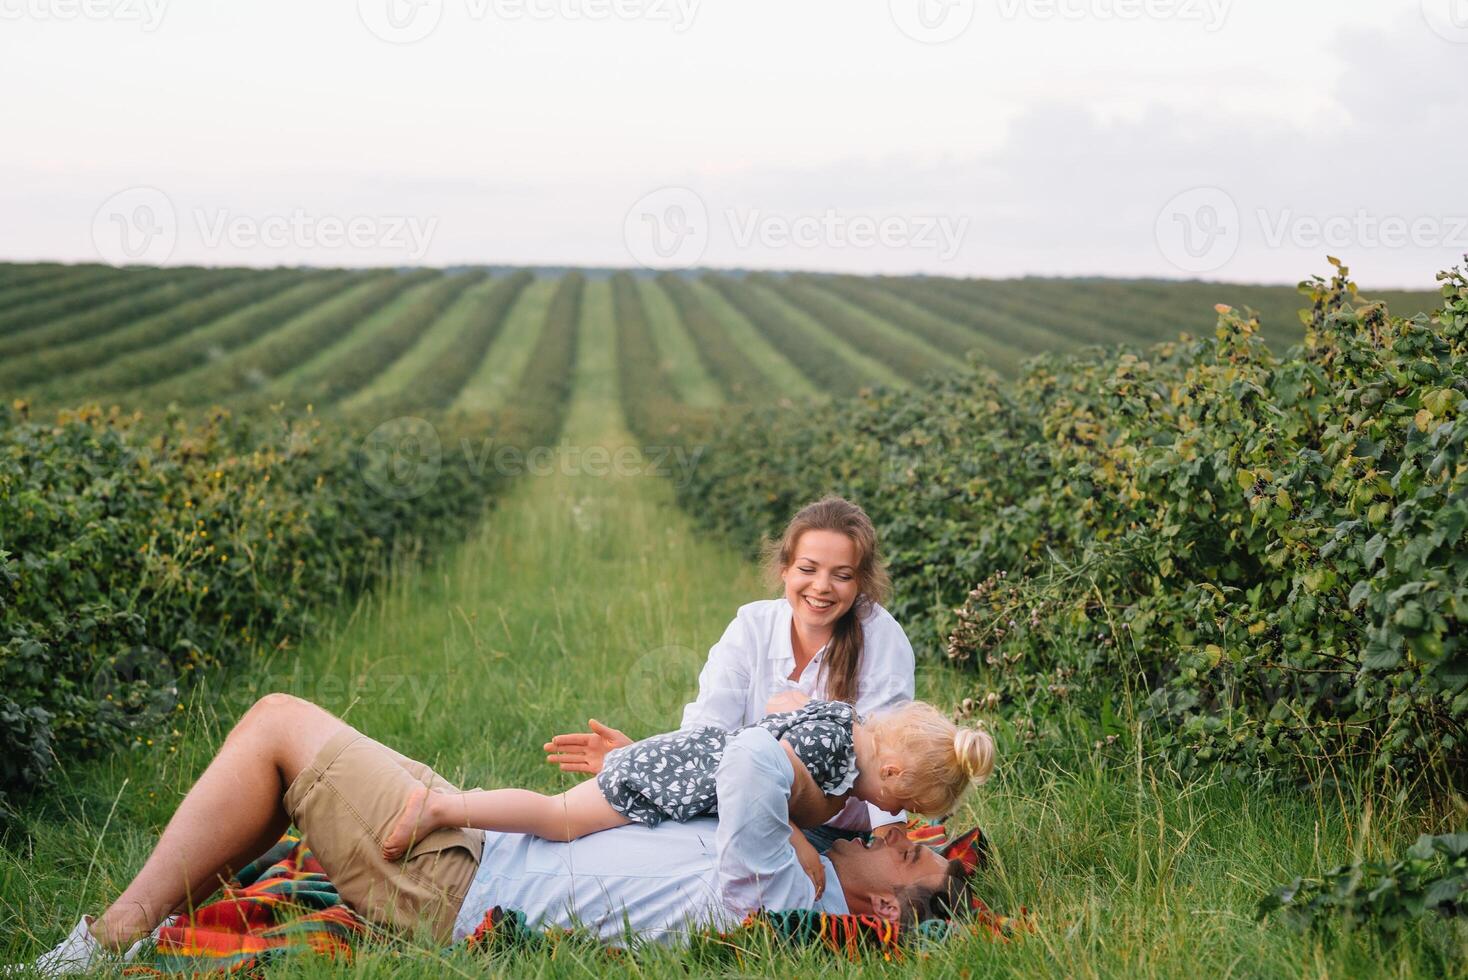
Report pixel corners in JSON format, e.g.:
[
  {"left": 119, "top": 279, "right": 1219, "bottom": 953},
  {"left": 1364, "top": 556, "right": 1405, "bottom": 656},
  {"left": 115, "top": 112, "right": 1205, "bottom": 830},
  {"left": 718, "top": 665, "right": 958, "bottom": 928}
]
[
  {"left": 790, "top": 824, "right": 826, "bottom": 900},
  {"left": 543, "top": 719, "right": 632, "bottom": 774},
  {"left": 764, "top": 690, "right": 812, "bottom": 715}
]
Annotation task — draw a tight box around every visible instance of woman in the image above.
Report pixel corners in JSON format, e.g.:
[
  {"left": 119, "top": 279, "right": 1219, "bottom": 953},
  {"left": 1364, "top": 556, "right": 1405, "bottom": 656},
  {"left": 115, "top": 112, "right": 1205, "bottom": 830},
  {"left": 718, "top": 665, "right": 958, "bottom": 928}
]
[{"left": 547, "top": 496, "right": 917, "bottom": 846}]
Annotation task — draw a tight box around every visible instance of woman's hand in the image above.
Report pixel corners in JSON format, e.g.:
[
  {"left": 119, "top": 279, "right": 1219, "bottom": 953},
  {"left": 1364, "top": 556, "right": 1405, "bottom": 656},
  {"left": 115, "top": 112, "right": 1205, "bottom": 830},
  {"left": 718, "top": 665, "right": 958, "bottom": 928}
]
[
  {"left": 543, "top": 719, "right": 632, "bottom": 775},
  {"left": 764, "top": 689, "right": 812, "bottom": 715}
]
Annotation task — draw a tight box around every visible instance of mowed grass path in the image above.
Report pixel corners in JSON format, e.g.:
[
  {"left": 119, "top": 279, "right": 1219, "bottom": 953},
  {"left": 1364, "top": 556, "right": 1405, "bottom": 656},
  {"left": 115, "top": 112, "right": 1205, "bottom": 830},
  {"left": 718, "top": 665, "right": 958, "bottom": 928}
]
[{"left": 1, "top": 287, "right": 1459, "bottom": 976}]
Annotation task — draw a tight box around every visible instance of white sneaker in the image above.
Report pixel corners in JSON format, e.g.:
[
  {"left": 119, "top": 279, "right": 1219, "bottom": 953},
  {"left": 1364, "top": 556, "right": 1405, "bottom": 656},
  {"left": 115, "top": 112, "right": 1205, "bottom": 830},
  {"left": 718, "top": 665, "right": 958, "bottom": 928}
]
[
  {"left": 122, "top": 914, "right": 180, "bottom": 964},
  {"left": 2, "top": 915, "right": 107, "bottom": 977}
]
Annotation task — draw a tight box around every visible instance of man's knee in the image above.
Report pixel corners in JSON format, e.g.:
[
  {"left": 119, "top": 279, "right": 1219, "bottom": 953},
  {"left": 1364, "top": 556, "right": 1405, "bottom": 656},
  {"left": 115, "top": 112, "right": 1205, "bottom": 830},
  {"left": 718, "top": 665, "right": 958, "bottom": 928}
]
[{"left": 241, "top": 692, "right": 309, "bottom": 727}]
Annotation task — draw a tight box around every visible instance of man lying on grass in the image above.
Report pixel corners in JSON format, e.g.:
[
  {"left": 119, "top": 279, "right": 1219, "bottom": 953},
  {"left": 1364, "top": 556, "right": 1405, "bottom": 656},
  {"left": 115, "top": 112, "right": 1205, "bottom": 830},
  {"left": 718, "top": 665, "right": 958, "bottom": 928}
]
[{"left": 13, "top": 693, "right": 968, "bottom": 975}]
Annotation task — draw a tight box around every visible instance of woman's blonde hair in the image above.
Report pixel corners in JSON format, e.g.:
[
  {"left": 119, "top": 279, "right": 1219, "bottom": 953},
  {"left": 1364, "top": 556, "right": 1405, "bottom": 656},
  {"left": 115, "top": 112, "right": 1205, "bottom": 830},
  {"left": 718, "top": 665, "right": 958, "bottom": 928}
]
[
  {"left": 867, "top": 701, "right": 995, "bottom": 817},
  {"left": 761, "top": 496, "right": 891, "bottom": 705}
]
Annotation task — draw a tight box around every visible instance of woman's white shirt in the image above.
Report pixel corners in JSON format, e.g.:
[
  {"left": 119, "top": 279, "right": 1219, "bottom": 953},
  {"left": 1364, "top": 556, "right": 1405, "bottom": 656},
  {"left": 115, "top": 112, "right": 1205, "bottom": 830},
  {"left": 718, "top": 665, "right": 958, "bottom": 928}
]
[{"left": 679, "top": 597, "right": 916, "bottom": 830}]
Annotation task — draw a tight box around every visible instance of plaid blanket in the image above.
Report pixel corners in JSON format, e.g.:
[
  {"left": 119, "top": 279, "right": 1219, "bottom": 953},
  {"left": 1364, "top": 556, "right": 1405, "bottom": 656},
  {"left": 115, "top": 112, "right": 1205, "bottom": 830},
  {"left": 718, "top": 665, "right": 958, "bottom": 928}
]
[{"left": 125, "top": 820, "right": 1028, "bottom": 975}]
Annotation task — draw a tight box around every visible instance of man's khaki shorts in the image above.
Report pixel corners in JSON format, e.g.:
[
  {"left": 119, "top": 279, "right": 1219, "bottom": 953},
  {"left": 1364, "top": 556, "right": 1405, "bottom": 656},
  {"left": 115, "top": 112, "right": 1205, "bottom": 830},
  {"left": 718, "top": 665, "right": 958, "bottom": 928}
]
[{"left": 283, "top": 729, "right": 484, "bottom": 943}]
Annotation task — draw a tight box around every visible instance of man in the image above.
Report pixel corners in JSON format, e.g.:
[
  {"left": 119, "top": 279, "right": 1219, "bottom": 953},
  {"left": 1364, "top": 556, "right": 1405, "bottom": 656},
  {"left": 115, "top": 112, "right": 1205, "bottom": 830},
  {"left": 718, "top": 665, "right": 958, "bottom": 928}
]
[{"left": 14, "top": 694, "right": 967, "bottom": 974}]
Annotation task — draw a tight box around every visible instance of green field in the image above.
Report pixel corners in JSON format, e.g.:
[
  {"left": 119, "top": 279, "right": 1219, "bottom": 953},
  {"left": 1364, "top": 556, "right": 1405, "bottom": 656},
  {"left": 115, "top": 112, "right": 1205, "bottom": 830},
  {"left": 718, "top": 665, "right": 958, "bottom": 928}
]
[
  {"left": 0, "top": 262, "right": 1442, "bottom": 415},
  {"left": 0, "top": 261, "right": 1460, "bottom": 977}
]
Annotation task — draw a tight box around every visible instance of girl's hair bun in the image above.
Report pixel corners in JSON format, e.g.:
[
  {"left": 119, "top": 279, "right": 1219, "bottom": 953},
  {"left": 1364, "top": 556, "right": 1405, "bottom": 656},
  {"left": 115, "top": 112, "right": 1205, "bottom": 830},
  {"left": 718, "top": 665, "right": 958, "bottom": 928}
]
[{"left": 953, "top": 728, "right": 995, "bottom": 784}]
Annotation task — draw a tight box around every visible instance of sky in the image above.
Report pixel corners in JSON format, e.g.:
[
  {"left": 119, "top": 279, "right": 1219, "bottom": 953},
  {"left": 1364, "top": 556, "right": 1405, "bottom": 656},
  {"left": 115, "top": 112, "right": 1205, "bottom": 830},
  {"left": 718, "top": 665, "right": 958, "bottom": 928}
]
[{"left": 1, "top": 0, "right": 1463, "bottom": 286}]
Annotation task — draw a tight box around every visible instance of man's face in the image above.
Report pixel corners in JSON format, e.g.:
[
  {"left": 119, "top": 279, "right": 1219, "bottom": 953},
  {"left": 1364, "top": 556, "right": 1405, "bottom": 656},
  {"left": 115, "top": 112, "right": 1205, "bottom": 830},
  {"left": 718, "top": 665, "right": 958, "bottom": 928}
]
[{"left": 827, "top": 832, "right": 950, "bottom": 920}]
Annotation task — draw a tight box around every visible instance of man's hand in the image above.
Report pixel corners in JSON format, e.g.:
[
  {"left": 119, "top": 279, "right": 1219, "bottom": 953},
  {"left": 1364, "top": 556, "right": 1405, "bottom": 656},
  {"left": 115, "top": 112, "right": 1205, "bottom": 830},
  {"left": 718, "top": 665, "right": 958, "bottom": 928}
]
[
  {"left": 764, "top": 690, "right": 812, "bottom": 715},
  {"left": 543, "top": 719, "right": 632, "bottom": 774},
  {"left": 790, "top": 823, "right": 826, "bottom": 900}
]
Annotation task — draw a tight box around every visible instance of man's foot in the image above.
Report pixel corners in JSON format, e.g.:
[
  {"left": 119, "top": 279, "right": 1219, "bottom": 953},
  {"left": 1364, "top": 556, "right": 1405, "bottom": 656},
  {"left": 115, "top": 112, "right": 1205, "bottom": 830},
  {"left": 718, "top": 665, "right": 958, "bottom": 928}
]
[
  {"left": 381, "top": 785, "right": 433, "bottom": 861},
  {"left": 2, "top": 915, "right": 107, "bottom": 977}
]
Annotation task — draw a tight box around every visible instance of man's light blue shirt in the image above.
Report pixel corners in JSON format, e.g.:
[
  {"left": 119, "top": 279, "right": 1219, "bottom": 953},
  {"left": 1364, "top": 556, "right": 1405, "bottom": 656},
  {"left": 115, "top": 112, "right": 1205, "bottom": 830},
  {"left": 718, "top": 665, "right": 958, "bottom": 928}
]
[{"left": 452, "top": 728, "right": 849, "bottom": 945}]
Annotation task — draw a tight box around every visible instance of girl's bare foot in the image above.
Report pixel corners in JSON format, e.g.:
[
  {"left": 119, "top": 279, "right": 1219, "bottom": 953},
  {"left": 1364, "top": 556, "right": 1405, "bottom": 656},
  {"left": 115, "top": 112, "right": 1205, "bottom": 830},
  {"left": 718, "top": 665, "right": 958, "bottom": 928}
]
[{"left": 382, "top": 786, "right": 433, "bottom": 860}]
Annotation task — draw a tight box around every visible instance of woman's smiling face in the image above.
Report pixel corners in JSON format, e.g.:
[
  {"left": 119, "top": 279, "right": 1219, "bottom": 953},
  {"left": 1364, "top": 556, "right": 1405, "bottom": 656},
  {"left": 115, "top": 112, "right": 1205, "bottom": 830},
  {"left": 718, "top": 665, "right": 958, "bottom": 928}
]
[{"left": 781, "top": 529, "right": 861, "bottom": 632}]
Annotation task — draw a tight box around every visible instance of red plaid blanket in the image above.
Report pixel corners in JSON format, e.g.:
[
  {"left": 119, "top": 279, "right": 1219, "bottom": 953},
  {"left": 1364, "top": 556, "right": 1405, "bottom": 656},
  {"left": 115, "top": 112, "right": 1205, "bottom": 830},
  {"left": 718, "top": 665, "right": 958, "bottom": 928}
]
[{"left": 124, "top": 821, "right": 1028, "bottom": 975}]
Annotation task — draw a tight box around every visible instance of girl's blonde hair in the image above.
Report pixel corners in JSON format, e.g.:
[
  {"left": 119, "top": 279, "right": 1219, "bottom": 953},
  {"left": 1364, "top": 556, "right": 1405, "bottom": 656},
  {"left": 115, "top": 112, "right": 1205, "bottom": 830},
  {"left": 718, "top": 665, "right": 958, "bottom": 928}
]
[
  {"left": 868, "top": 701, "right": 995, "bottom": 817},
  {"left": 761, "top": 496, "right": 891, "bottom": 705}
]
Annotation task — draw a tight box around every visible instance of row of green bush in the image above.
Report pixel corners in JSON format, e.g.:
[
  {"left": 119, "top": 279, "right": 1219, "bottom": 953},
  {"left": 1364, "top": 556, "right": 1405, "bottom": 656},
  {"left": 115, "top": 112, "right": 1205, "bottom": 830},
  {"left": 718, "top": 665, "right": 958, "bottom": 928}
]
[
  {"left": 0, "top": 265, "right": 126, "bottom": 324},
  {"left": 704, "top": 276, "right": 869, "bottom": 397},
  {"left": 612, "top": 273, "right": 707, "bottom": 443},
  {"left": 61, "top": 273, "right": 358, "bottom": 407},
  {"left": 677, "top": 260, "right": 1467, "bottom": 787},
  {"left": 0, "top": 394, "right": 556, "bottom": 815},
  {"left": 0, "top": 268, "right": 242, "bottom": 361},
  {"left": 404, "top": 271, "right": 536, "bottom": 412},
  {"left": 757, "top": 274, "right": 948, "bottom": 382},
  {"left": 231, "top": 270, "right": 486, "bottom": 412},
  {"left": 657, "top": 274, "right": 778, "bottom": 403},
  {"left": 0, "top": 270, "right": 309, "bottom": 391}
]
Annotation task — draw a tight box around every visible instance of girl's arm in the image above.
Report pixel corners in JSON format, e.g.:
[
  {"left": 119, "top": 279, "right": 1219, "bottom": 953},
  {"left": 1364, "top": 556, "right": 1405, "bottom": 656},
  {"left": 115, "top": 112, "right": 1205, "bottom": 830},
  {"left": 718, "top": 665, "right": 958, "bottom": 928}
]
[
  {"left": 789, "top": 822, "right": 825, "bottom": 899},
  {"left": 780, "top": 740, "right": 846, "bottom": 828}
]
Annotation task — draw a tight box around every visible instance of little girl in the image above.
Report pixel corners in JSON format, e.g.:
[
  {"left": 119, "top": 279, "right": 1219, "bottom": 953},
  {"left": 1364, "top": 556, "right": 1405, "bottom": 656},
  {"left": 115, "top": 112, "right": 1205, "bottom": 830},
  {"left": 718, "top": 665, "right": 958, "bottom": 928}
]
[{"left": 381, "top": 698, "right": 995, "bottom": 890}]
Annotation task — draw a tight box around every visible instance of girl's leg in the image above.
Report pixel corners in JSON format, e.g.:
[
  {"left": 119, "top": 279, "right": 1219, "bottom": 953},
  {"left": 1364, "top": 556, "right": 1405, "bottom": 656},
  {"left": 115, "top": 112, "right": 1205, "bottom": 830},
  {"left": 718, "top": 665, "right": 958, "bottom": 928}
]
[
  {"left": 89, "top": 694, "right": 351, "bottom": 950},
  {"left": 383, "top": 777, "right": 628, "bottom": 855}
]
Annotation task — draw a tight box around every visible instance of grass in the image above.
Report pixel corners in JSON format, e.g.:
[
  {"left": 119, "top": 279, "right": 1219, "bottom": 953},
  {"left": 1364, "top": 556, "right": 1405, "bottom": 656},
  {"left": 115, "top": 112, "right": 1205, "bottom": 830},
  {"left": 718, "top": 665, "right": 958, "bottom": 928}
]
[
  {"left": 341, "top": 277, "right": 505, "bottom": 411},
  {"left": 684, "top": 278, "right": 824, "bottom": 401},
  {"left": 635, "top": 277, "right": 724, "bottom": 408},
  {"left": 452, "top": 277, "right": 558, "bottom": 415},
  {"left": 745, "top": 278, "right": 904, "bottom": 390},
  {"left": 1, "top": 281, "right": 1463, "bottom": 977}
]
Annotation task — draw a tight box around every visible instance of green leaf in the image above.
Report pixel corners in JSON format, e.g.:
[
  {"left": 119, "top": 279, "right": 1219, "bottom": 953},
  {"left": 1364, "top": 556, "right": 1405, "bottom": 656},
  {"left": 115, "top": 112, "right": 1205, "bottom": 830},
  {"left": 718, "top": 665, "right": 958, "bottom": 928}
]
[{"left": 1363, "top": 534, "right": 1387, "bottom": 570}]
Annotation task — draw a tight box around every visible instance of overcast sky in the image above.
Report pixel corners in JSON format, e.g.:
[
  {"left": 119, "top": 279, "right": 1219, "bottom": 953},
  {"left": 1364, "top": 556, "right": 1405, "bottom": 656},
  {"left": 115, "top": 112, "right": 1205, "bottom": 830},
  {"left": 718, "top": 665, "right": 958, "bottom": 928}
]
[{"left": 1, "top": 0, "right": 1463, "bottom": 286}]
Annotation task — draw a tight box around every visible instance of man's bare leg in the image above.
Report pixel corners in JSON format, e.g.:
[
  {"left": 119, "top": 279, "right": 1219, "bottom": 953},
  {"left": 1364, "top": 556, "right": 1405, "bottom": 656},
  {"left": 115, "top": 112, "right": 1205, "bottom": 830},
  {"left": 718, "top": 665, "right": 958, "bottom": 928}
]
[{"left": 88, "top": 693, "right": 352, "bottom": 950}]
